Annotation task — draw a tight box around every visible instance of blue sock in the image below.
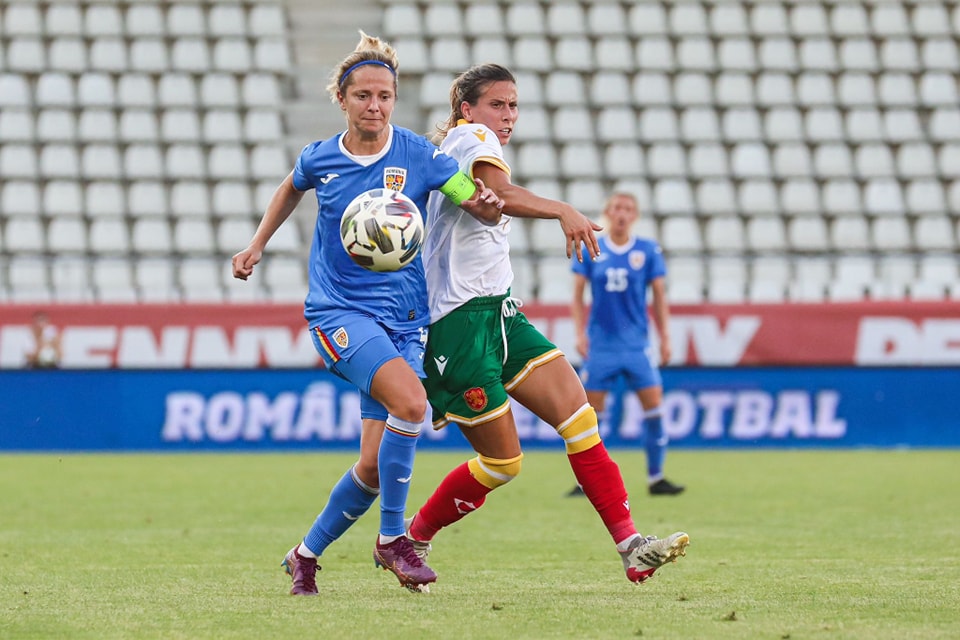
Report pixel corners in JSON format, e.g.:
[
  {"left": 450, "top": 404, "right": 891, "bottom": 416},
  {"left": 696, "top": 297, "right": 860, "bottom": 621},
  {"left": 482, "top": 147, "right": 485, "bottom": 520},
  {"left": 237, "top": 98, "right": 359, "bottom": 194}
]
[
  {"left": 378, "top": 415, "right": 420, "bottom": 536},
  {"left": 644, "top": 410, "right": 667, "bottom": 480},
  {"left": 302, "top": 465, "right": 378, "bottom": 556}
]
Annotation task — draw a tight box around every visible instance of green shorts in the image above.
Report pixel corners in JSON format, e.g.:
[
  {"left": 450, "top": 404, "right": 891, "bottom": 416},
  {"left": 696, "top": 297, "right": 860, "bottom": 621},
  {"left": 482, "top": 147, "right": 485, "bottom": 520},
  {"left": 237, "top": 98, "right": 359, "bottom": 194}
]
[{"left": 423, "top": 294, "right": 562, "bottom": 428}]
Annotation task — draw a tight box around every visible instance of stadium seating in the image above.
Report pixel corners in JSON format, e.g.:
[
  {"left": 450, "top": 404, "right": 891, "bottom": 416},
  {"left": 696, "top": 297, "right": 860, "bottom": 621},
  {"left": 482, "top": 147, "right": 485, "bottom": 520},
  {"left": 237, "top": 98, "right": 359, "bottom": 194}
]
[
  {"left": 0, "top": 0, "right": 296, "bottom": 302},
  {"left": 1, "top": 0, "right": 958, "bottom": 305},
  {"left": 383, "top": 0, "right": 960, "bottom": 304}
]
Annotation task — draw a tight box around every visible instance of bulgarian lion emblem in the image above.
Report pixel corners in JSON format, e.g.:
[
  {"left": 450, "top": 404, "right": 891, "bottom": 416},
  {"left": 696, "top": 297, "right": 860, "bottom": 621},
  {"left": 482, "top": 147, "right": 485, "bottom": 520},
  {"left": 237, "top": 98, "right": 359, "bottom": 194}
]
[{"left": 463, "top": 387, "right": 488, "bottom": 412}]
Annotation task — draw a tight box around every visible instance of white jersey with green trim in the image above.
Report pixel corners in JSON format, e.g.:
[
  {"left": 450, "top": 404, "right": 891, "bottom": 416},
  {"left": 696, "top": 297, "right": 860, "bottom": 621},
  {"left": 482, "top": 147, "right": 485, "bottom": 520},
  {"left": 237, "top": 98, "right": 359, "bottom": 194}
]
[{"left": 423, "top": 121, "right": 515, "bottom": 323}]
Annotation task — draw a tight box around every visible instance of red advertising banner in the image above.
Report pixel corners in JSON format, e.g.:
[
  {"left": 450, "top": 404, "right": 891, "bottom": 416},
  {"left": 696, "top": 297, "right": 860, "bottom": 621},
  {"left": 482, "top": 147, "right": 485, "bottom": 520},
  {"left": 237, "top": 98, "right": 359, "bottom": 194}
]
[{"left": 1, "top": 301, "right": 959, "bottom": 368}]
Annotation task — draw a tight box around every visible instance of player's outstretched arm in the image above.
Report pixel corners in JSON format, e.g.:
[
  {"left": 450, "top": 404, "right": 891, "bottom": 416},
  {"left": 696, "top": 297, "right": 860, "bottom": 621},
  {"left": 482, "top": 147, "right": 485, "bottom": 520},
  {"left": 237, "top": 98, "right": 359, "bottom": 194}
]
[
  {"left": 232, "top": 172, "right": 306, "bottom": 280},
  {"left": 472, "top": 162, "right": 601, "bottom": 262}
]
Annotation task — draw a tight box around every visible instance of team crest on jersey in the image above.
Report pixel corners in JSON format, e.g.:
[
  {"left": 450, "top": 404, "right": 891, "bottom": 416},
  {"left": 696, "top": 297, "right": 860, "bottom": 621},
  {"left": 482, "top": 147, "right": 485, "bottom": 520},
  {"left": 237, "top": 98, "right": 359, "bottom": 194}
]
[
  {"left": 463, "top": 387, "right": 488, "bottom": 412},
  {"left": 383, "top": 167, "right": 406, "bottom": 192},
  {"left": 332, "top": 327, "right": 349, "bottom": 349},
  {"left": 629, "top": 251, "right": 647, "bottom": 270}
]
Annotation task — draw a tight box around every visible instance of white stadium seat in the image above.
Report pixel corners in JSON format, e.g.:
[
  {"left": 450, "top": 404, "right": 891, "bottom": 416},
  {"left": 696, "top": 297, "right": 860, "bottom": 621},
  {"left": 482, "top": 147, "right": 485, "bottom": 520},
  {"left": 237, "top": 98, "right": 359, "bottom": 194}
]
[
  {"left": 93, "top": 258, "right": 137, "bottom": 302},
  {"left": 2, "top": 181, "right": 40, "bottom": 217},
  {"left": 43, "top": 181, "right": 82, "bottom": 217},
  {"left": 171, "top": 182, "right": 212, "bottom": 219},
  {"left": 831, "top": 217, "right": 870, "bottom": 252},
  {"left": 47, "top": 39, "right": 88, "bottom": 73},
  {"left": 711, "top": 4, "right": 748, "bottom": 35},
  {"left": 697, "top": 180, "right": 737, "bottom": 216},
  {"left": 87, "top": 181, "right": 126, "bottom": 218}
]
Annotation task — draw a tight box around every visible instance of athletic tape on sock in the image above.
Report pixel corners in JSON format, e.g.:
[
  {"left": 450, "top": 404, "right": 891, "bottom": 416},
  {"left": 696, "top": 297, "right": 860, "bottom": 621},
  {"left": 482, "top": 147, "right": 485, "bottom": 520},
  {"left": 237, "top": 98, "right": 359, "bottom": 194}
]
[
  {"left": 555, "top": 404, "right": 602, "bottom": 454},
  {"left": 468, "top": 453, "right": 523, "bottom": 489}
]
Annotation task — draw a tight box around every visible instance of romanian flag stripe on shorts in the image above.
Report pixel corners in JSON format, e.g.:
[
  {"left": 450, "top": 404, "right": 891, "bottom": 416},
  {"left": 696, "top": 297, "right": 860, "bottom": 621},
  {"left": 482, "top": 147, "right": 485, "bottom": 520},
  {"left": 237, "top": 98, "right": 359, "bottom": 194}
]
[{"left": 314, "top": 327, "right": 342, "bottom": 364}]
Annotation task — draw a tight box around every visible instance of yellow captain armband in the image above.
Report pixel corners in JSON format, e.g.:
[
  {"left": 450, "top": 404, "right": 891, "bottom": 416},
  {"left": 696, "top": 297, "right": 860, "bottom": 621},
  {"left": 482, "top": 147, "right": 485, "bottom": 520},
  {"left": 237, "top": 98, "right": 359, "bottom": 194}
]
[{"left": 439, "top": 171, "right": 477, "bottom": 206}]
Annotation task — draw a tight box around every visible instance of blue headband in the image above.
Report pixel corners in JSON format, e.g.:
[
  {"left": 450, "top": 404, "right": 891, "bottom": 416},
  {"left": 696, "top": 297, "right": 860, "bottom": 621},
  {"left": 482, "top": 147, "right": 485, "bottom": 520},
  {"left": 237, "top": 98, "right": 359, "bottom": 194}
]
[{"left": 339, "top": 60, "right": 396, "bottom": 86}]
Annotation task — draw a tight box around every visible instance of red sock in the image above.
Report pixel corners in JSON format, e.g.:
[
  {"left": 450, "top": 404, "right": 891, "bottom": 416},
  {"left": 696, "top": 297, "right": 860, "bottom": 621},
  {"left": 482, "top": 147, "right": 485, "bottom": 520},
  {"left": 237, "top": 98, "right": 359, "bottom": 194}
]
[
  {"left": 568, "top": 442, "right": 638, "bottom": 544},
  {"left": 409, "top": 461, "right": 492, "bottom": 542}
]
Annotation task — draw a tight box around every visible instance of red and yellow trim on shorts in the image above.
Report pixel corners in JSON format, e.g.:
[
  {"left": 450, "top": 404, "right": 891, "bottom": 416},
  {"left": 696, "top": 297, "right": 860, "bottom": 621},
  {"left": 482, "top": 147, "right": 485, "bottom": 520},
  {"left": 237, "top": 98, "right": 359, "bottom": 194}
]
[
  {"left": 432, "top": 397, "right": 513, "bottom": 431},
  {"left": 313, "top": 327, "right": 342, "bottom": 364},
  {"left": 503, "top": 348, "right": 564, "bottom": 393}
]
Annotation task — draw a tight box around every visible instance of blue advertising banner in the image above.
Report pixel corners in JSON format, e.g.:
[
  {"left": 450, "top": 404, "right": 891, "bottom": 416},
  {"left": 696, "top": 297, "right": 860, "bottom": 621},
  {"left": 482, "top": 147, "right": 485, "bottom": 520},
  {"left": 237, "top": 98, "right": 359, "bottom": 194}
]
[{"left": 1, "top": 368, "right": 958, "bottom": 451}]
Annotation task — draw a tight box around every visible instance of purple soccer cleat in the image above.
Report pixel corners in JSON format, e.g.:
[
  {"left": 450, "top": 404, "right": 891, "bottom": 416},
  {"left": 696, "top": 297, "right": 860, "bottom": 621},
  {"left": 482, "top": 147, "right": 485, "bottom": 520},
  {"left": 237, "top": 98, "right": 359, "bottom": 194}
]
[
  {"left": 373, "top": 536, "right": 437, "bottom": 593},
  {"left": 282, "top": 545, "right": 319, "bottom": 596}
]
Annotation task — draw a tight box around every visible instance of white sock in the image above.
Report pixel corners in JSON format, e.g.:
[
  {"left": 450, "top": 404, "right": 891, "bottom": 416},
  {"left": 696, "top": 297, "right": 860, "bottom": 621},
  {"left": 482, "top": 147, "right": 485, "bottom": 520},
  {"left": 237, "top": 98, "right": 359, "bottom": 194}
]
[
  {"left": 296, "top": 542, "right": 317, "bottom": 558},
  {"left": 378, "top": 533, "right": 401, "bottom": 545},
  {"left": 616, "top": 534, "right": 642, "bottom": 553}
]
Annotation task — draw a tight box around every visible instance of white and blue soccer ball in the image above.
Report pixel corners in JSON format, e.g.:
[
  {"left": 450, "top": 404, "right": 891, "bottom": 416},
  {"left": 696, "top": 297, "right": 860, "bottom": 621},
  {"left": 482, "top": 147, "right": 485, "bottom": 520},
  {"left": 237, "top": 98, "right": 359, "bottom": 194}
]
[{"left": 339, "top": 188, "right": 424, "bottom": 272}]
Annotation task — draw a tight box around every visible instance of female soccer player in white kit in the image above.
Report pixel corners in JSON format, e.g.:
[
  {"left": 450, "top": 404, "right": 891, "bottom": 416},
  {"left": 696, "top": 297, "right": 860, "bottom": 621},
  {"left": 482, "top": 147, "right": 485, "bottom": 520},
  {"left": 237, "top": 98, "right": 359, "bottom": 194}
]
[{"left": 406, "top": 64, "right": 690, "bottom": 584}]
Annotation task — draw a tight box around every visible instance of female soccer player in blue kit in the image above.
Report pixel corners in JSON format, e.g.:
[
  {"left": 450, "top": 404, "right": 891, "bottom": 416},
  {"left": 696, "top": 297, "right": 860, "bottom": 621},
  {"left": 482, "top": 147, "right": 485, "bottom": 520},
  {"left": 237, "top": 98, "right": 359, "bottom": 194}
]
[
  {"left": 231, "top": 32, "right": 503, "bottom": 595},
  {"left": 571, "top": 192, "right": 685, "bottom": 496}
]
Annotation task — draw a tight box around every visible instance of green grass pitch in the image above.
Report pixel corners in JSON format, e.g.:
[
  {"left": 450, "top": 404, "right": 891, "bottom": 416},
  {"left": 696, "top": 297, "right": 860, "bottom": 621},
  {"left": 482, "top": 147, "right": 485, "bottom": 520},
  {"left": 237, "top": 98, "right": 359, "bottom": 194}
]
[{"left": 1, "top": 450, "right": 958, "bottom": 639}]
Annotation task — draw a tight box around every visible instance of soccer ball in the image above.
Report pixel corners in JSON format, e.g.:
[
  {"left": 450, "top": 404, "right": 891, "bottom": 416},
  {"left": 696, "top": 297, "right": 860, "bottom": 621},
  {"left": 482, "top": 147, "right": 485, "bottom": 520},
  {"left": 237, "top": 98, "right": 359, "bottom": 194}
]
[{"left": 339, "top": 188, "right": 425, "bottom": 272}]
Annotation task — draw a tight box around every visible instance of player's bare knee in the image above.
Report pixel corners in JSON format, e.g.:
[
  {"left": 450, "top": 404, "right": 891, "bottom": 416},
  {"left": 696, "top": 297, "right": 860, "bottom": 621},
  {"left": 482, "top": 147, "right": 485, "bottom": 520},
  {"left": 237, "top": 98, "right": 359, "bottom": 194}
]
[
  {"left": 468, "top": 453, "right": 524, "bottom": 489},
  {"left": 386, "top": 394, "right": 427, "bottom": 425}
]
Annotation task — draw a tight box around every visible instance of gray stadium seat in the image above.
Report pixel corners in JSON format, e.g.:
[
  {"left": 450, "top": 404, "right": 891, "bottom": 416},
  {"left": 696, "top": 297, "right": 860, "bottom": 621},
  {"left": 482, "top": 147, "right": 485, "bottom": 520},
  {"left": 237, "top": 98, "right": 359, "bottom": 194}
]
[
  {"left": 130, "top": 39, "right": 169, "bottom": 73},
  {"left": 36, "top": 109, "right": 76, "bottom": 143},
  {"left": 93, "top": 257, "right": 138, "bottom": 302},
  {"left": 0, "top": 144, "right": 38, "bottom": 179},
  {"left": 209, "top": 5, "right": 247, "bottom": 37},
  {"left": 78, "top": 109, "right": 118, "bottom": 142},
  {"left": 382, "top": 4, "right": 422, "bottom": 38},
  {"left": 424, "top": 4, "right": 463, "bottom": 37},
  {"left": 711, "top": 4, "right": 748, "bottom": 36},
  {"left": 171, "top": 182, "right": 212, "bottom": 219},
  {"left": 89, "top": 38, "right": 128, "bottom": 72},
  {"left": 136, "top": 257, "right": 180, "bottom": 302},
  {"left": 126, "top": 5, "right": 164, "bottom": 37},
  {"left": 90, "top": 220, "right": 134, "bottom": 260},
  {"left": 47, "top": 219, "right": 88, "bottom": 254},
  {"left": 48, "top": 38, "right": 88, "bottom": 73},
  {"left": 464, "top": 4, "right": 504, "bottom": 37},
  {"left": 87, "top": 182, "right": 126, "bottom": 218},
  {"left": 175, "top": 219, "right": 217, "bottom": 255},
  {"left": 739, "top": 180, "right": 779, "bottom": 217},
  {"left": 6, "top": 218, "right": 45, "bottom": 253},
  {"left": 2, "top": 182, "right": 39, "bottom": 219},
  {"left": 697, "top": 180, "right": 737, "bottom": 216},
  {"left": 505, "top": 3, "right": 545, "bottom": 36}
]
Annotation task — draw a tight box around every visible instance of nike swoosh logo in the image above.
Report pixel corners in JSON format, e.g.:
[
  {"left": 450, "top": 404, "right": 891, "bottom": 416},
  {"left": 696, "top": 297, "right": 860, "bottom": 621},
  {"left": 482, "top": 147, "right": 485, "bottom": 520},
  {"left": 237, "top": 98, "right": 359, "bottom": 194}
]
[
  {"left": 397, "top": 476, "right": 412, "bottom": 484},
  {"left": 319, "top": 173, "right": 339, "bottom": 184},
  {"left": 342, "top": 511, "right": 359, "bottom": 521}
]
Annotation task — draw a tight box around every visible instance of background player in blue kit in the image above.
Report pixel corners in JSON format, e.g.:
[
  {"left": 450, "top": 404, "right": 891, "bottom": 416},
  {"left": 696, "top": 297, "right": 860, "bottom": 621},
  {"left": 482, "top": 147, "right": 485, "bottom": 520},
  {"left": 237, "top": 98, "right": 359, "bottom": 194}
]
[
  {"left": 231, "top": 31, "right": 503, "bottom": 595},
  {"left": 570, "top": 192, "right": 686, "bottom": 497}
]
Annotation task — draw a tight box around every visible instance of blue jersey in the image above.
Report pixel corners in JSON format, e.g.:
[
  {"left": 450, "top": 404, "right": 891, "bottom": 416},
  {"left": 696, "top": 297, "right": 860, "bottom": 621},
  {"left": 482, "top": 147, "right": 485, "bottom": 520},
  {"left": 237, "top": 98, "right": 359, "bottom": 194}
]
[
  {"left": 571, "top": 235, "right": 666, "bottom": 353},
  {"left": 292, "top": 125, "right": 462, "bottom": 331}
]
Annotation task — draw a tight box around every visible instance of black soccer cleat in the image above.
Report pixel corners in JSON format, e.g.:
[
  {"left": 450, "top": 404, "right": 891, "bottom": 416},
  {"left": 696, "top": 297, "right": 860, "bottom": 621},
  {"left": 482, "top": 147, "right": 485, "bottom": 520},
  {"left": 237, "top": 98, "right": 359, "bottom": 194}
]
[{"left": 648, "top": 478, "right": 686, "bottom": 496}]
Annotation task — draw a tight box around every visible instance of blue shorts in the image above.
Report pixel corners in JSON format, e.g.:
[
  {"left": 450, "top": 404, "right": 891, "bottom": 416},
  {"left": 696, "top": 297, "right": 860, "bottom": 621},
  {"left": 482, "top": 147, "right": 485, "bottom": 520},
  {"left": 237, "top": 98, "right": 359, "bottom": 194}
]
[
  {"left": 310, "top": 310, "right": 428, "bottom": 421},
  {"left": 579, "top": 348, "right": 661, "bottom": 392}
]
